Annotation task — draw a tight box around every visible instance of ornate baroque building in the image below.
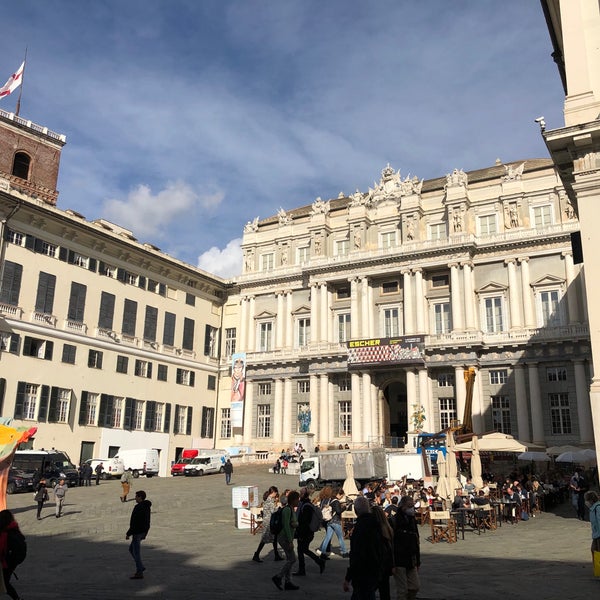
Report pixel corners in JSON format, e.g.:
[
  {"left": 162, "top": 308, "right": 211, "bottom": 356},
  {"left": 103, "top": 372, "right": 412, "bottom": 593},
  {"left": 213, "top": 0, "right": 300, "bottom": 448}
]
[{"left": 219, "top": 160, "right": 593, "bottom": 452}]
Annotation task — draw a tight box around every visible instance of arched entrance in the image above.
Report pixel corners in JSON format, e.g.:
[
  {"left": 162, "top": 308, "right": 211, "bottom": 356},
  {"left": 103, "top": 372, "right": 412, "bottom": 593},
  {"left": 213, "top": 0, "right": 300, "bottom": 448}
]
[{"left": 382, "top": 375, "right": 408, "bottom": 447}]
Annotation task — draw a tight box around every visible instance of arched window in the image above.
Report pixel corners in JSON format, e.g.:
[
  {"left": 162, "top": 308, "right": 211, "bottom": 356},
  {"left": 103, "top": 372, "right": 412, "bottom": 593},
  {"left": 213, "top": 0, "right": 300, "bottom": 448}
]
[{"left": 12, "top": 152, "right": 31, "bottom": 180}]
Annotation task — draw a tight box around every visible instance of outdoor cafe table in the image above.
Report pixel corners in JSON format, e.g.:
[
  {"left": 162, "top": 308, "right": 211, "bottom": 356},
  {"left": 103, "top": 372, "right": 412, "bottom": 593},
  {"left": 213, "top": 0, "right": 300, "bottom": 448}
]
[{"left": 492, "top": 499, "right": 520, "bottom": 524}]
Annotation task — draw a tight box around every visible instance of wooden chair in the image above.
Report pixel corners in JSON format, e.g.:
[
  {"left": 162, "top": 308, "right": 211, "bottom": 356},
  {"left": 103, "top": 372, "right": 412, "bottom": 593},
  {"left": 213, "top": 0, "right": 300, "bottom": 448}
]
[
  {"left": 430, "top": 510, "right": 457, "bottom": 544},
  {"left": 416, "top": 506, "right": 430, "bottom": 526},
  {"left": 250, "top": 507, "right": 263, "bottom": 535},
  {"left": 474, "top": 504, "right": 496, "bottom": 533}
]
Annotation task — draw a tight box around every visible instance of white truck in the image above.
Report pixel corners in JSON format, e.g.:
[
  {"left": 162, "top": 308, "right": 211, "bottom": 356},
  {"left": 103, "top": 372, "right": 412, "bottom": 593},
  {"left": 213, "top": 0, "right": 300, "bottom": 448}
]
[
  {"left": 385, "top": 451, "right": 425, "bottom": 481},
  {"left": 113, "top": 448, "right": 159, "bottom": 478},
  {"left": 298, "top": 448, "right": 387, "bottom": 491}
]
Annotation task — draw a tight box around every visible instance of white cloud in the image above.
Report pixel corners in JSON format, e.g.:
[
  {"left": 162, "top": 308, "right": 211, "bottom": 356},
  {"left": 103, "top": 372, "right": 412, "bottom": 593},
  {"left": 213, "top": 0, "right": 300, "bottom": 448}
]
[
  {"left": 102, "top": 181, "right": 224, "bottom": 239},
  {"left": 197, "top": 238, "right": 243, "bottom": 278}
]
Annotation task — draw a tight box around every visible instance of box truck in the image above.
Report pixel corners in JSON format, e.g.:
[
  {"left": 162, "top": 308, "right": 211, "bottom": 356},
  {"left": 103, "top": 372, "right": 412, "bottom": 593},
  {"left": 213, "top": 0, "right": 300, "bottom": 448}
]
[
  {"left": 298, "top": 448, "right": 387, "bottom": 491},
  {"left": 113, "top": 449, "right": 159, "bottom": 478},
  {"left": 385, "top": 451, "right": 425, "bottom": 481}
]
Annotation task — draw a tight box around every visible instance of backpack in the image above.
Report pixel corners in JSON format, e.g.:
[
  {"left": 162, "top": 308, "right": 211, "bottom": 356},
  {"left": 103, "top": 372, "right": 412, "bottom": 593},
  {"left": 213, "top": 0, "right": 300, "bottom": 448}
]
[
  {"left": 6, "top": 528, "right": 27, "bottom": 568},
  {"left": 308, "top": 503, "right": 323, "bottom": 532},
  {"left": 270, "top": 507, "right": 283, "bottom": 536}
]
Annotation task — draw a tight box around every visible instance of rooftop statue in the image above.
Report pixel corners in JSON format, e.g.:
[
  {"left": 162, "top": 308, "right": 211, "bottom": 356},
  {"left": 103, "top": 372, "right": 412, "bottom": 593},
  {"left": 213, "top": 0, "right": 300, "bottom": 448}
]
[
  {"left": 243, "top": 217, "right": 259, "bottom": 233},
  {"left": 311, "top": 196, "right": 330, "bottom": 215},
  {"left": 277, "top": 207, "right": 291, "bottom": 226},
  {"left": 446, "top": 168, "right": 468, "bottom": 187},
  {"left": 502, "top": 162, "right": 525, "bottom": 181}
]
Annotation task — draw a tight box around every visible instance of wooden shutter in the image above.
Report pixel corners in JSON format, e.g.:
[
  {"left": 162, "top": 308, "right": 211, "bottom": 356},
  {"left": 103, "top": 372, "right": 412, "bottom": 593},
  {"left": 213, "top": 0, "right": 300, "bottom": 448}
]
[
  {"left": 186, "top": 407, "right": 193, "bottom": 435},
  {"left": 37, "top": 385, "right": 50, "bottom": 422},
  {"left": 98, "top": 292, "right": 115, "bottom": 330},
  {"left": 68, "top": 282, "right": 87, "bottom": 322},
  {"left": 44, "top": 341, "right": 54, "bottom": 361},
  {"left": 182, "top": 318, "right": 195, "bottom": 351},
  {"left": 144, "top": 401, "right": 156, "bottom": 431},
  {"left": 14, "top": 382, "right": 26, "bottom": 419},
  {"left": 173, "top": 404, "right": 181, "bottom": 434},
  {"left": 0, "top": 261, "right": 22, "bottom": 305},
  {"left": 164, "top": 403, "right": 171, "bottom": 433},
  {"left": 48, "top": 386, "right": 59, "bottom": 422},
  {"left": 78, "top": 391, "right": 89, "bottom": 425},
  {"left": 163, "top": 312, "right": 176, "bottom": 347},
  {"left": 122, "top": 299, "right": 137, "bottom": 336},
  {"left": 143, "top": 306, "right": 158, "bottom": 341},
  {"left": 123, "top": 398, "right": 134, "bottom": 430},
  {"left": 35, "top": 272, "right": 56, "bottom": 314}
]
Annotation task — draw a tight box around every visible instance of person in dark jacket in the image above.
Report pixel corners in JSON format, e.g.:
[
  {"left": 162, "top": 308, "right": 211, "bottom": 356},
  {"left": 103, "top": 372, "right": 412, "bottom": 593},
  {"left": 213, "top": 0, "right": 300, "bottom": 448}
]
[
  {"left": 0, "top": 509, "right": 24, "bottom": 600},
  {"left": 34, "top": 479, "right": 49, "bottom": 520},
  {"left": 294, "top": 488, "right": 325, "bottom": 576},
  {"left": 392, "top": 495, "right": 420, "bottom": 600},
  {"left": 126, "top": 490, "right": 152, "bottom": 579},
  {"left": 343, "top": 496, "right": 383, "bottom": 600},
  {"left": 223, "top": 459, "right": 233, "bottom": 485}
]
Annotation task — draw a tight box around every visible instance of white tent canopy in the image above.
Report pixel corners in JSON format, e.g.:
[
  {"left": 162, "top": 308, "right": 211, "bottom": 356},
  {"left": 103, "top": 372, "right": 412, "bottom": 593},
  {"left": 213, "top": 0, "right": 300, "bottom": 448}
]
[{"left": 454, "top": 432, "right": 528, "bottom": 453}]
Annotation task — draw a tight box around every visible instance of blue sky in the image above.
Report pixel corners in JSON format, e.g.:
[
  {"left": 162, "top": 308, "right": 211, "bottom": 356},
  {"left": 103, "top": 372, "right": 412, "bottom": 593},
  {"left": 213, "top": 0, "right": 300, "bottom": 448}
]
[{"left": 0, "top": 1, "right": 564, "bottom": 278}]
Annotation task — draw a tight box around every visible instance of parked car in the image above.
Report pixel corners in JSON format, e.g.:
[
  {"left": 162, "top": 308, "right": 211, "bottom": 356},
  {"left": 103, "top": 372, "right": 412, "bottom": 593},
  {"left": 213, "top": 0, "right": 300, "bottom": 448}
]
[
  {"left": 7, "top": 468, "right": 35, "bottom": 495},
  {"left": 183, "top": 455, "right": 225, "bottom": 477},
  {"left": 13, "top": 449, "right": 79, "bottom": 488}
]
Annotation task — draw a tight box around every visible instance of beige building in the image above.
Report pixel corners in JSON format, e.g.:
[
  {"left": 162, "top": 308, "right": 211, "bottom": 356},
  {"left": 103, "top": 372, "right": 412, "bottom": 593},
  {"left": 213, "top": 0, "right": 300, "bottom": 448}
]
[
  {"left": 0, "top": 110, "right": 227, "bottom": 476},
  {"left": 541, "top": 0, "right": 600, "bottom": 454},
  {"left": 218, "top": 160, "right": 592, "bottom": 452}
]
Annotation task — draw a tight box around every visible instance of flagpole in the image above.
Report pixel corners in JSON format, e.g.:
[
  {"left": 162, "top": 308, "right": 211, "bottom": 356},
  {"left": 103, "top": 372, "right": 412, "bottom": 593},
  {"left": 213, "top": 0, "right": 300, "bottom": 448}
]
[{"left": 15, "top": 47, "right": 27, "bottom": 117}]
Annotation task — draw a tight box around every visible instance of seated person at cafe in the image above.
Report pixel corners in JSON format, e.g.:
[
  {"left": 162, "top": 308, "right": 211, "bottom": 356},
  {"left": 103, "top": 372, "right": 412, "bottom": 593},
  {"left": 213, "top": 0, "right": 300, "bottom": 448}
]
[
  {"left": 472, "top": 490, "right": 489, "bottom": 506},
  {"left": 464, "top": 478, "right": 476, "bottom": 495},
  {"left": 421, "top": 486, "right": 437, "bottom": 506},
  {"left": 451, "top": 491, "right": 470, "bottom": 510}
]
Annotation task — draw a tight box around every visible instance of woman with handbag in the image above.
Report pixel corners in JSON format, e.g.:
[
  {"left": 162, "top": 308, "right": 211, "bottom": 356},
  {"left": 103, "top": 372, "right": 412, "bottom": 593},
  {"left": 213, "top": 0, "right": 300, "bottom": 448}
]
[
  {"left": 34, "top": 479, "right": 49, "bottom": 520},
  {"left": 318, "top": 487, "right": 349, "bottom": 558}
]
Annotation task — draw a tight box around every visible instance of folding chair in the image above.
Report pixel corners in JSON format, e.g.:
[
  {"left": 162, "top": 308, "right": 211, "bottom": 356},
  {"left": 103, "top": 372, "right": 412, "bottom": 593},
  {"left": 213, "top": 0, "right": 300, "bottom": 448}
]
[{"left": 430, "top": 510, "right": 457, "bottom": 544}]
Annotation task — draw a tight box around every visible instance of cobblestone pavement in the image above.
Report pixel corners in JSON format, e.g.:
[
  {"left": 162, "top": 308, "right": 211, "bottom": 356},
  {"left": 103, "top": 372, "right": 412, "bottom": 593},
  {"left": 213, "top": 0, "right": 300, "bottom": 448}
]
[{"left": 5, "top": 464, "right": 598, "bottom": 599}]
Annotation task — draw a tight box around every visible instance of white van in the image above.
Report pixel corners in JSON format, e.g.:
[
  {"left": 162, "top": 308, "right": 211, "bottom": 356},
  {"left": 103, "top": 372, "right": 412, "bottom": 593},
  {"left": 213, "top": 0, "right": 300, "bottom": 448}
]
[
  {"left": 113, "top": 449, "right": 159, "bottom": 478},
  {"left": 183, "top": 454, "right": 225, "bottom": 477},
  {"left": 85, "top": 457, "right": 125, "bottom": 479}
]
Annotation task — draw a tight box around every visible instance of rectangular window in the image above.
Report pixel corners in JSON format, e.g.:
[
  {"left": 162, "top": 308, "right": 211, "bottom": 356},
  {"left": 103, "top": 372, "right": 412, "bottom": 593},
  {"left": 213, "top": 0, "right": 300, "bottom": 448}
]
[
  {"left": 547, "top": 367, "right": 567, "bottom": 382},
  {"left": 220, "top": 408, "right": 232, "bottom": 439},
  {"left": 0, "top": 261, "right": 23, "bottom": 306},
  {"left": 122, "top": 299, "right": 137, "bottom": 336},
  {"left": 61, "top": 344, "right": 77, "bottom": 364},
  {"left": 491, "top": 395, "right": 511, "bottom": 434},
  {"left": 225, "top": 328, "right": 237, "bottom": 357},
  {"left": 185, "top": 293, "right": 196, "bottom": 306},
  {"left": 7, "top": 230, "right": 24, "bottom": 246},
  {"left": 478, "top": 214, "right": 497, "bottom": 235},
  {"left": 339, "top": 400, "right": 352, "bottom": 436},
  {"left": 337, "top": 286, "right": 350, "bottom": 299},
  {"left": 163, "top": 312, "right": 176, "bottom": 347},
  {"left": 86, "top": 392, "right": 98, "bottom": 426},
  {"left": 539, "top": 290, "right": 561, "bottom": 326},
  {"left": 157, "top": 364, "right": 168, "bottom": 381},
  {"left": 337, "top": 313, "right": 351, "bottom": 343},
  {"left": 335, "top": 239, "right": 349, "bottom": 256},
  {"left": 56, "top": 388, "right": 70, "bottom": 423},
  {"left": 439, "top": 397, "right": 457, "bottom": 430},
  {"left": 116, "top": 355, "right": 129, "bottom": 374},
  {"left": 176, "top": 368, "right": 195, "bottom": 387},
  {"left": 207, "top": 375, "right": 216, "bottom": 390},
  {"left": 88, "top": 350, "right": 103, "bottom": 369},
  {"left": 0, "top": 332, "right": 19, "bottom": 354},
  {"left": 67, "top": 282, "right": 87, "bottom": 323},
  {"left": 381, "top": 231, "right": 396, "bottom": 249},
  {"left": 260, "top": 253, "right": 274, "bottom": 271},
  {"left": 73, "top": 252, "right": 89, "bottom": 269},
  {"left": 126, "top": 272, "right": 138, "bottom": 286},
  {"left": 433, "top": 302, "right": 452, "bottom": 334},
  {"left": 204, "top": 324, "right": 218, "bottom": 357},
  {"left": 383, "top": 307, "right": 400, "bottom": 337},
  {"left": 112, "top": 397, "right": 123, "bottom": 429},
  {"left": 297, "top": 247, "right": 309, "bottom": 264},
  {"left": 297, "top": 380, "right": 310, "bottom": 394},
  {"left": 183, "top": 318, "right": 195, "bottom": 351},
  {"left": 134, "top": 400, "right": 144, "bottom": 430},
  {"left": 489, "top": 369, "right": 508, "bottom": 385},
  {"left": 98, "top": 291, "right": 115, "bottom": 330},
  {"left": 23, "top": 337, "right": 53, "bottom": 360},
  {"left": 533, "top": 205, "right": 552, "bottom": 228},
  {"left": 550, "top": 393, "right": 571, "bottom": 434},
  {"left": 201, "top": 407, "right": 215, "bottom": 438},
  {"left": 431, "top": 274, "right": 449, "bottom": 288},
  {"left": 35, "top": 271, "right": 56, "bottom": 314},
  {"left": 99, "top": 262, "right": 116, "bottom": 277},
  {"left": 153, "top": 403, "right": 164, "bottom": 432},
  {"left": 257, "top": 404, "right": 271, "bottom": 437},
  {"left": 483, "top": 296, "right": 504, "bottom": 333},
  {"left": 339, "top": 376, "right": 351, "bottom": 392},
  {"left": 381, "top": 281, "right": 399, "bottom": 294},
  {"left": 297, "top": 318, "right": 311, "bottom": 347},
  {"left": 23, "top": 383, "right": 39, "bottom": 420},
  {"left": 258, "top": 322, "right": 273, "bottom": 352},
  {"left": 135, "top": 360, "right": 152, "bottom": 378},
  {"left": 437, "top": 373, "right": 454, "bottom": 387},
  {"left": 143, "top": 306, "right": 158, "bottom": 342},
  {"left": 176, "top": 405, "right": 187, "bottom": 435},
  {"left": 258, "top": 382, "right": 272, "bottom": 396},
  {"left": 429, "top": 223, "right": 447, "bottom": 241},
  {"left": 39, "top": 241, "right": 57, "bottom": 257}
]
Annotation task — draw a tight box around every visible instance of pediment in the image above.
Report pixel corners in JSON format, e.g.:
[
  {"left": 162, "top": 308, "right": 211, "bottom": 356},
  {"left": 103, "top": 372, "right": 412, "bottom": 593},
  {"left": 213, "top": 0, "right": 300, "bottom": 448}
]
[
  {"left": 254, "top": 310, "right": 276, "bottom": 320},
  {"left": 291, "top": 304, "right": 311, "bottom": 315},
  {"left": 476, "top": 281, "right": 507, "bottom": 294},
  {"left": 531, "top": 274, "right": 565, "bottom": 288}
]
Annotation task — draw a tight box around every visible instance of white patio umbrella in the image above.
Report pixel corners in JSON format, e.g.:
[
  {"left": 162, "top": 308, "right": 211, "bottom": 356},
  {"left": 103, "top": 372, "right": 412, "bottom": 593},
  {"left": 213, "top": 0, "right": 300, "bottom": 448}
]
[
  {"left": 556, "top": 449, "right": 598, "bottom": 464},
  {"left": 471, "top": 435, "right": 484, "bottom": 489},
  {"left": 546, "top": 445, "right": 582, "bottom": 456},
  {"left": 517, "top": 451, "right": 551, "bottom": 462},
  {"left": 435, "top": 451, "right": 451, "bottom": 500},
  {"left": 445, "top": 432, "right": 461, "bottom": 494},
  {"left": 343, "top": 451, "right": 360, "bottom": 497}
]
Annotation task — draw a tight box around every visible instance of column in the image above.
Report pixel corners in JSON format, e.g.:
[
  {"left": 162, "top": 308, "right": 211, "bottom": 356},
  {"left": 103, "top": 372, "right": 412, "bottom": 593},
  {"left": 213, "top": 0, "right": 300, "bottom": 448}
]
[
  {"left": 514, "top": 365, "right": 531, "bottom": 442},
  {"left": 406, "top": 369, "right": 417, "bottom": 427},
  {"left": 283, "top": 378, "right": 293, "bottom": 446},
  {"left": 528, "top": 363, "right": 545, "bottom": 445},
  {"left": 247, "top": 296, "right": 256, "bottom": 352},
  {"left": 320, "top": 283, "right": 329, "bottom": 343},
  {"left": 361, "top": 278, "right": 370, "bottom": 338},
  {"left": 273, "top": 378, "right": 284, "bottom": 444},
  {"left": 362, "top": 373, "right": 373, "bottom": 445},
  {"left": 242, "top": 381, "right": 254, "bottom": 445},
  {"left": 378, "top": 389, "right": 387, "bottom": 444},
  {"left": 276, "top": 292, "right": 285, "bottom": 348},
  {"left": 519, "top": 258, "right": 535, "bottom": 328},
  {"left": 574, "top": 360, "right": 594, "bottom": 444},
  {"left": 563, "top": 252, "right": 580, "bottom": 323},
  {"left": 239, "top": 297, "right": 248, "bottom": 352},
  {"left": 328, "top": 378, "right": 335, "bottom": 442},
  {"left": 319, "top": 374, "right": 329, "bottom": 444},
  {"left": 368, "top": 284, "right": 375, "bottom": 338},
  {"left": 350, "top": 278, "right": 360, "bottom": 339},
  {"left": 418, "top": 368, "right": 432, "bottom": 430},
  {"left": 328, "top": 288, "right": 334, "bottom": 344},
  {"left": 414, "top": 268, "right": 425, "bottom": 333},
  {"left": 310, "top": 283, "right": 319, "bottom": 346},
  {"left": 462, "top": 262, "right": 475, "bottom": 330},
  {"left": 455, "top": 366, "right": 466, "bottom": 425},
  {"left": 351, "top": 372, "right": 362, "bottom": 443},
  {"left": 506, "top": 258, "right": 522, "bottom": 329},
  {"left": 449, "top": 263, "right": 464, "bottom": 331},
  {"left": 402, "top": 270, "right": 414, "bottom": 334},
  {"left": 371, "top": 383, "right": 379, "bottom": 444},
  {"left": 309, "top": 374, "right": 319, "bottom": 437},
  {"left": 285, "top": 291, "right": 293, "bottom": 349}
]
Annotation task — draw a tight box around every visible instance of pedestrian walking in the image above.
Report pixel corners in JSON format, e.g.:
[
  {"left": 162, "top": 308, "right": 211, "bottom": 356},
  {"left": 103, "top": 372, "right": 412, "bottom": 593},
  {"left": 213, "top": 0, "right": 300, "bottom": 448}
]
[
  {"left": 120, "top": 469, "right": 133, "bottom": 502},
  {"left": 0, "top": 509, "right": 26, "bottom": 600},
  {"left": 95, "top": 462, "right": 104, "bottom": 485},
  {"left": 294, "top": 488, "right": 325, "bottom": 576},
  {"left": 126, "top": 490, "right": 152, "bottom": 580},
  {"left": 392, "top": 495, "right": 420, "bottom": 600},
  {"left": 34, "top": 479, "right": 49, "bottom": 520},
  {"left": 272, "top": 490, "right": 300, "bottom": 591},
  {"left": 584, "top": 490, "right": 600, "bottom": 573},
  {"left": 77, "top": 464, "right": 84, "bottom": 486},
  {"left": 53, "top": 479, "right": 67, "bottom": 518},
  {"left": 84, "top": 462, "right": 93, "bottom": 486},
  {"left": 252, "top": 486, "right": 283, "bottom": 562},
  {"left": 223, "top": 458, "right": 233, "bottom": 485}
]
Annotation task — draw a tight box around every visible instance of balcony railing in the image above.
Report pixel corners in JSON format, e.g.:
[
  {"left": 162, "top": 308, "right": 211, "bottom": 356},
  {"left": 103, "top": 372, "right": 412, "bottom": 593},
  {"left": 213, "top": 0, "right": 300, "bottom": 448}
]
[{"left": 0, "top": 303, "right": 23, "bottom": 319}]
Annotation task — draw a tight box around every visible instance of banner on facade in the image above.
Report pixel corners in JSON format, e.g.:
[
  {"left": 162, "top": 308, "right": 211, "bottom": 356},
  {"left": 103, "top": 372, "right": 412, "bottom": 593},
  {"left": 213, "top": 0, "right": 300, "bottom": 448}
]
[
  {"left": 347, "top": 335, "right": 425, "bottom": 367},
  {"left": 231, "top": 352, "right": 246, "bottom": 428}
]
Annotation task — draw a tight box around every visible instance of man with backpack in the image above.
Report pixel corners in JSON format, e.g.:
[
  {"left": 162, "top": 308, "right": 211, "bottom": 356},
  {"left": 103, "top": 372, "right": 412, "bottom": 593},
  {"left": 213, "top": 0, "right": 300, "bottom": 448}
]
[
  {"left": 53, "top": 478, "right": 67, "bottom": 518},
  {"left": 293, "top": 488, "right": 326, "bottom": 577},
  {"left": 0, "top": 508, "right": 26, "bottom": 600}
]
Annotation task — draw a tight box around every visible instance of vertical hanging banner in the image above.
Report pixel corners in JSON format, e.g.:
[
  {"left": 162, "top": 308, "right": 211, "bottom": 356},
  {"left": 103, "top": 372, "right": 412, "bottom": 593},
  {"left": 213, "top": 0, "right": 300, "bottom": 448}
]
[{"left": 230, "top": 352, "right": 246, "bottom": 428}]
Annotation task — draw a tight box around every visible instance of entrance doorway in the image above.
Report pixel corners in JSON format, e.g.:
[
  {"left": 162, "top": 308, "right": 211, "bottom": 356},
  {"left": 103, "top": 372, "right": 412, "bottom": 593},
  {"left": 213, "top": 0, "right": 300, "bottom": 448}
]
[
  {"left": 79, "top": 441, "right": 95, "bottom": 465},
  {"left": 384, "top": 379, "right": 408, "bottom": 447}
]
